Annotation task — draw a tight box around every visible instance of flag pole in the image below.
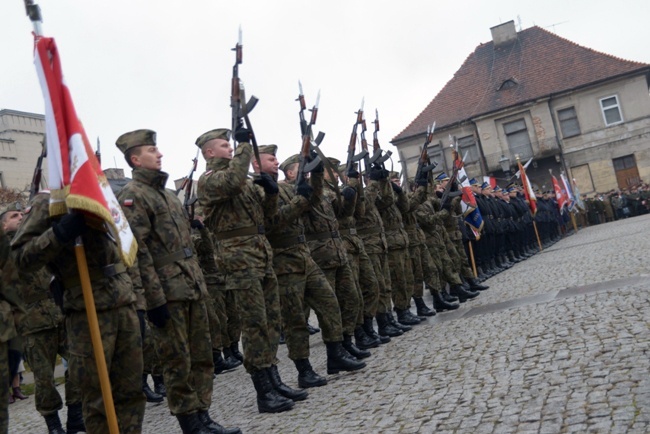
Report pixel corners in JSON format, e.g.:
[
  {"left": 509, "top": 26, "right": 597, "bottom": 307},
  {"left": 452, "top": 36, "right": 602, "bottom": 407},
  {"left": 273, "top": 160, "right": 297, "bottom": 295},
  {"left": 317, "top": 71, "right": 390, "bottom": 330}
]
[
  {"left": 468, "top": 240, "right": 478, "bottom": 278},
  {"left": 24, "top": 2, "right": 119, "bottom": 432},
  {"left": 533, "top": 221, "right": 543, "bottom": 251},
  {"left": 571, "top": 211, "right": 578, "bottom": 233},
  {"left": 74, "top": 237, "right": 120, "bottom": 433}
]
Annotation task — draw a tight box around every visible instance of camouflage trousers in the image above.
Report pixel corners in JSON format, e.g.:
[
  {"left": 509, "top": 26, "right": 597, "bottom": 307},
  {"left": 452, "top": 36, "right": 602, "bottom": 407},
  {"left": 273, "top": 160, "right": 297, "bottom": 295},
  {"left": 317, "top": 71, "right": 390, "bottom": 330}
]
[
  {"left": 0, "top": 340, "right": 8, "bottom": 433},
  {"left": 408, "top": 244, "right": 425, "bottom": 298},
  {"left": 386, "top": 247, "right": 414, "bottom": 310},
  {"left": 204, "top": 292, "right": 223, "bottom": 350},
  {"left": 142, "top": 321, "right": 162, "bottom": 376},
  {"left": 151, "top": 299, "right": 213, "bottom": 415},
  {"left": 425, "top": 232, "right": 462, "bottom": 286},
  {"left": 420, "top": 243, "right": 442, "bottom": 293},
  {"left": 453, "top": 237, "right": 476, "bottom": 279},
  {"left": 321, "top": 263, "right": 361, "bottom": 335},
  {"left": 212, "top": 290, "right": 241, "bottom": 350},
  {"left": 23, "top": 326, "right": 81, "bottom": 416},
  {"left": 66, "top": 305, "right": 145, "bottom": 434},
  {"left": 363, "top": 252, "right": 391, "bottom": 314},
  {"left": 277, "top": 257, "right": 343, "bottom": 360},
  {"left": 345, "top": 248, "right": 378, "bottom": 326},
  {"left": 227, "top": 268, "right": 281, "bottom": 373}
]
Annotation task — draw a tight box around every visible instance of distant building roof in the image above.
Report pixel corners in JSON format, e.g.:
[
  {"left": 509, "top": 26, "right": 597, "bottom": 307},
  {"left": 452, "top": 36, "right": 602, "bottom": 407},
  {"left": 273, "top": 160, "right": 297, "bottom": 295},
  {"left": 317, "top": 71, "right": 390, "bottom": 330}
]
[{"left": 393, "top": 25, "right": 650, "bottom": 143}]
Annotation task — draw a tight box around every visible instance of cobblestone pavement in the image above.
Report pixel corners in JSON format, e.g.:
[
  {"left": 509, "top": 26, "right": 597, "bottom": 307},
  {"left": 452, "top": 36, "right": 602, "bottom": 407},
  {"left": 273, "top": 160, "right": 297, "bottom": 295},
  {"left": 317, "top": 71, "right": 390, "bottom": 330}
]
[{"left": 9, "top": 215, "right": 650, "bottom": 433}]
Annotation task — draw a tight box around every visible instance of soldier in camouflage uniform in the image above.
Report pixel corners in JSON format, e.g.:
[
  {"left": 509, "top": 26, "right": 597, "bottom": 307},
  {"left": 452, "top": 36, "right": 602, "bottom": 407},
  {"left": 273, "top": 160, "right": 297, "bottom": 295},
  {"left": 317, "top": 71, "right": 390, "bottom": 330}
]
[
  {"left": 115, "top": 130, "right": 238, "bottom": 434},
  {"left": 196, "top": 127, "right": 296, "bottom": 414},
  {"left": 12, "top": 190, "right": 145, "bottom": 434},
  {"left": 260, "top": 148, "right": 363, "bottom": 387},
  {"left": 1, "top": 203, "right": 83, "bottom": 434}
]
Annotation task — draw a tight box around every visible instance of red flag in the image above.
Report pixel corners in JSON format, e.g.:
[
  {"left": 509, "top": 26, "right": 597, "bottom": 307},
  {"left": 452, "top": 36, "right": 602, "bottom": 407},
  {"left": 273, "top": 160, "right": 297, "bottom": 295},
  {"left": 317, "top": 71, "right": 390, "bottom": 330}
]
[
  {"left": 552, "top": 175, "right": 567, "bottom": 212},
  {"left": 518, "top": 160, "right": 537, "bottom": 216},
  {"left": 34, "top": 36, "right": 137, "bottom": 267}
]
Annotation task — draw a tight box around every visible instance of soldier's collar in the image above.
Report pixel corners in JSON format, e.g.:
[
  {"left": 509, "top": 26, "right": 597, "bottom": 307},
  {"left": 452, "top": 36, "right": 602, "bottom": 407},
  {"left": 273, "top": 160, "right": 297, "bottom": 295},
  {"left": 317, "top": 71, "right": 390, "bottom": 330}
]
[
  {"left": 132, "top": 167, "right": 169, "bottom": 189},
  {"left": 206, "top": 157, "right": 230, "bottom": 172}
]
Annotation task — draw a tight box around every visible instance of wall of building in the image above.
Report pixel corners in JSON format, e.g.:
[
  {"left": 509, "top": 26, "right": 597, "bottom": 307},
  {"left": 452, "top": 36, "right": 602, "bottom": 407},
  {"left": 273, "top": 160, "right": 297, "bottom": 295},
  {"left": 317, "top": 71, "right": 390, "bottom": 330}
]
[{"left": 0, "top": 110, "right": 46, "bottom": 192}]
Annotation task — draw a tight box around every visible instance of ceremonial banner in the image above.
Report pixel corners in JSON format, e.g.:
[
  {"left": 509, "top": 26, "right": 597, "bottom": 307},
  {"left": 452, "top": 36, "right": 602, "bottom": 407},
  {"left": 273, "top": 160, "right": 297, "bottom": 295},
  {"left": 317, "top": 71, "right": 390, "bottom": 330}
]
[
  {"left": 560, "top": 173, "right": 575, "bottom": 210},
  {"left": 34, "top": 36, "right": 137, "bottom": 267},
  {"left": 518, "top": 160, "right": 537, "bottom": 216},
  {"left": 551, "top": 174, "right": 567, "bottom": 213},
  {"left": 454, "top": 151, "right": 483, "bottom": 235}
]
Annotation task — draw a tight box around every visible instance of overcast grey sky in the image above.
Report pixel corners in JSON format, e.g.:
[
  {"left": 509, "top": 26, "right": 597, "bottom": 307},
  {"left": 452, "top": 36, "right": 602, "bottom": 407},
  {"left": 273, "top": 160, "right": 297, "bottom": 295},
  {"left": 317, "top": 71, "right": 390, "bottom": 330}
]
[{"left": 2, "top": 0, "right": 649, "bottom": 186}]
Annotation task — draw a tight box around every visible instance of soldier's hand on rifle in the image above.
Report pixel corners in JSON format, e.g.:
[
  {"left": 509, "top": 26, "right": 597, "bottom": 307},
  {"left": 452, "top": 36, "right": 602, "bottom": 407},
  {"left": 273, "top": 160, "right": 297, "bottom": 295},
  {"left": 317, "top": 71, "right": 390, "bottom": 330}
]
[
  {"left": 341, "top": 186, "right": 356, "bottom": 201},
  {"left": 369, "top": 164, "right": 387, "bottom": 181},
  {"left": 52, "top": 213, "right": 88, "bottom": 244},
  {"left": 254, "top": 172, "right": 279, "bottom": 195},
  {"left": 234, "top": 125, "right": 252, "bottom": 143},
  {"left": 190, "top": 219, "right": 205, "bottom": 230},
  {"left": 147, "top": 303, "right": 171, "bottom": 328},
  {"left": 296, "top": 179, "right": 313, "bottom": 199},
  {"left": 346, "top": 166, "right": 359, "bottom": 179},
  {"left": 416, "top": 172, "right": 428, "bottom": 187},
  {"left": 391, "top": 182, "right": 403, "bottom": 195}
]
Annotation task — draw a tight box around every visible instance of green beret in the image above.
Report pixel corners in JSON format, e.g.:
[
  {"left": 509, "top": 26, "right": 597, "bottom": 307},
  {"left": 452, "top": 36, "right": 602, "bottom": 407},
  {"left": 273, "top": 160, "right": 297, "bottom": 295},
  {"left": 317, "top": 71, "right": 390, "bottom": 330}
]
[
  {"left": 195, "top": 128, "right": 231, "bottom": 148},
  {"left": 115, "top": 129, "right": 156, "bottom": 155},
  {"left": 0, "top": 202, "right": 23, "bottom": 219},
  {"left": 327, "top": 157, "right": 340, "bottom": 168},
  {"left": 259, "top": 145, "right": 277, "bottom": 156},
  {"left": 280, "top": 154, "right": 300, "bottom": 172}
]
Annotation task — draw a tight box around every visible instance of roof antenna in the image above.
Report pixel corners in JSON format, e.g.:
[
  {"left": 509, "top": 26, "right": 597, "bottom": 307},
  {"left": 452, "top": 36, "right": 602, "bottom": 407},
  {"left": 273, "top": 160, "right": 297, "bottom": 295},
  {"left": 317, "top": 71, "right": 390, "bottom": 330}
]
[{"left": 517, "top": 15, "right": 522, "bottom": 32}]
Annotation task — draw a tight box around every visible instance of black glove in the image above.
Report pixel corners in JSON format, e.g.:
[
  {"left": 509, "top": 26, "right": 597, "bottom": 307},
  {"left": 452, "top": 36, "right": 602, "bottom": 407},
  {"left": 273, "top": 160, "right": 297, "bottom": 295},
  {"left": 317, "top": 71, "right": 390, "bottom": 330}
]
[
  {"left": 147, "top": 303, "right": 171, "bottom": 328},
  {"left": 341, "top": 186, "right": 356, "bottom": 201},
  {"left": 137, "top": 310, "right": 146, "bottom": 339},
  {"left": 450, "top": 180, "right": 459, "bottom": 192},
  {"left": 190, "top": 219, "right": 204, "bottom": 230},
  {"left": 234, "top": 126, "right": 251, "bottom": 143},
  {"left": 415, "top": 173, "right": 428, "bottom": 187},
  {"left": 49, "top": 278, "right": 65, "bottom": 311},
  {"left": 52, "top": 213, "right": 87, "bottom": 244},
  {"left": 254, "top": 172, "right": 279, "bottom": 195},
  {"left": 391, "top": 182, "right": 403, "bottom": 195},
  {"left": 296, "top": 179, "right": 313, "bottom": 199},
  {"left": 346, "top": 166, "right": 359, "bottom": 179},
  {"left": 369, "top": 165, "right": 386, "bottom": 181}
]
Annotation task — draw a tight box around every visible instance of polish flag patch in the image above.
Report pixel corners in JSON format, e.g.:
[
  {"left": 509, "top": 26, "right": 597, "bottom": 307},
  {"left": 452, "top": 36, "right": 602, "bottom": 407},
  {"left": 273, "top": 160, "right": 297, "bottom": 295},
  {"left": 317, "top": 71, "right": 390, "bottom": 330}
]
[{"left": 123, "top": 199, "right": 134, "bottom": 207}]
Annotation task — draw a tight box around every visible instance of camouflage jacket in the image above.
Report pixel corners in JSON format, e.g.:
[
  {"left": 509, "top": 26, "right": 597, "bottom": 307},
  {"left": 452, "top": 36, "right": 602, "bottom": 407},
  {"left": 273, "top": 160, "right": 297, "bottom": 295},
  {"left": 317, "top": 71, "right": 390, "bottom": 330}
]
[
  {"left": 376, "top": 183, "right": 410, "bottom": 250},
  {"left": 401, "top": 186, "right": 428, "bottom": 247},
  {"left": 0, "top": 231, "right": 23, "bottom": 343},
  {"left": 302, "top": 171, "right": 348, "bottom": 269},
  {"left": 118, "top": 168, "right": 207, "bottom": 310},
  {"left": 415, "top": 195, "right": 446, "bottom": 245},
  {"left": 355, "top": 178, "right": 389, "bottom": 254},
  {"left": 192, "top": 227, "right": 224, "bottom": 297},
  {"left": 11, "top": 192, "right": 136, "bottom": 313},
  {"left": 264, "top": 181, "right": 312, "bottom": 275},
  {"left": 6, "top": 231, "right": 62, "bottom": 336},
  {"left": 197, "top": 142, "right": 277, "bottom": 275},
  {"left": 324, "top": 178, "right": 364, "bottom": 255}
]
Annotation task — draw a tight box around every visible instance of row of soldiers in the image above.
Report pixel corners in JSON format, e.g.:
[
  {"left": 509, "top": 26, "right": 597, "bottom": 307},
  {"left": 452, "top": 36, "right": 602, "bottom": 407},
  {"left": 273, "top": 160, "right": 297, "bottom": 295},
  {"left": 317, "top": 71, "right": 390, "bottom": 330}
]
[
  {"left": 581, "top": 184, "right": 650, "bottom": 225},
  {"left": 1, "top": 124, "right": 548, "bottom": 434}
]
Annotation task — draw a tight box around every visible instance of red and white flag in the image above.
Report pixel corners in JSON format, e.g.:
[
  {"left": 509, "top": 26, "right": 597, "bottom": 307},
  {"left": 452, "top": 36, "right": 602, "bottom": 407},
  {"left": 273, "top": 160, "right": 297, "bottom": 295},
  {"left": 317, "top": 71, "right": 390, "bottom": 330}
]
[
  {"left": 518, "top": 160, "right": 537, "bottom": 216},
  {"left": 34, "top": 36, "right": 137, "bottom": 267},
  {"left": 551, "top": 174, "right": 567, "bottom": 212}
]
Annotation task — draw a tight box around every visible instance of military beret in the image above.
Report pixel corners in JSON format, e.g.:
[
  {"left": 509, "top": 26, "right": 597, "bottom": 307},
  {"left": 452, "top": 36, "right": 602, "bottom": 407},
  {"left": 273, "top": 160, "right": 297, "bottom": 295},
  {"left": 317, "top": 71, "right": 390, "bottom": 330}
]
[
  {"left": 195, "top": 128, "right": 231, "bottom": 148},
  {"left": 327, "top": 157, "right": 341, "bottom": 168},
  {"left": 259, "top": 145, "right": 277, "bottom": 156},
  {"left": 435, "top": 172, "right": 450, "bottom": 183},
  {"left": 280, "top": 154, "right": 300, "bottom": 172},
  {"left": 0, "top": 202, "right": 22, "bottom": 219},
  {"left": 115, "top": 129, "right": 156, "bottom": 155},
  {"left": 469, "top": 178, "right": 479, "bottom": 186},
  {"left": 480, "top": 182, "right": 490, "bottom": 190}
]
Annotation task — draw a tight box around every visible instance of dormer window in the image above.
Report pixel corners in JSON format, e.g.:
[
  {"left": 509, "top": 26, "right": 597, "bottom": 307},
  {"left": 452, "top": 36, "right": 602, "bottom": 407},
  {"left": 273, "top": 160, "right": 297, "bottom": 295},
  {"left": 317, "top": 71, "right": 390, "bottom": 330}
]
[{"left": 498, "top": 78, "right": 519, "bottom": 90}]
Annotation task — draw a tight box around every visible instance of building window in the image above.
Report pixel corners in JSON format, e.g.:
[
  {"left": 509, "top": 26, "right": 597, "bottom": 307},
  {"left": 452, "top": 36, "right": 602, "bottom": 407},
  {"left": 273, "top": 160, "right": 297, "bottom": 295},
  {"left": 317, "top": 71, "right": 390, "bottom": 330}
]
[
  {"left": 557, "top": 107, "right": 581, "bottom": 138},
  {"left": 457, "top": 135, "right": 479, "bottom": 163},
  {"left": 503, "top": 118, "right": 533, "bottom": 160},
  {"left": 600, "top": 95, "right": 623, "bottom": 126}
]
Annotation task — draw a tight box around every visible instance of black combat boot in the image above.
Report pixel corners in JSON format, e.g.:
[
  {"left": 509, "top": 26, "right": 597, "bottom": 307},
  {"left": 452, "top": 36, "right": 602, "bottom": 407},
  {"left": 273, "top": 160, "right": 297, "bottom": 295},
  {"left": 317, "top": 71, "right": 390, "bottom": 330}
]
[
  {"left": 44, "top": 412, "right": 66, "bottom": 434},
  {"left": 294, "top": 358, "right": 327, "bottom": 388},
  {"left": 152, "top": 374, "right": 166, "bottom": 397},
  {"left": 396, "top": 307, "right": 422, "bottom": 325},
  {"left": 213, "top": 351, "right": 226, "bottom": 376},
  {"left": 222, "top": 348, "right": 242, "bottom": 370},
  {"left": 466, "top": 277, "right": 489, "bottom": 291},
  {"left": 501, "top": 254, "right": 514, "bottom": 268},
  {"left": 413, "top": 296, "right": 436, "bottom": 317},
  {"left": 250, "top": 369, "right": 295, "bottom": 413},
  {"left": 387, "top": 310, "right": 412, "bottom": 331},
  {"left": 66, "top": 403, "right": 86, "bottom": 434},
  {"left": 431, "top": 289, "right": 460, "bottom": 311},
  {"left": 477, "top": 266, "right": 489, "bottom": 281},
  {"left": 177, "top": 413, "right": 212, "bottom": 434},
  {"left": 326, "top": 341, "right": 366, "bottom": 374},
  {"left": 229, "top": 342, "right": 244, "bottom": 362},
  {"left": 489, "top": 258, "right": 502, "bottom": 274},
  {"left": 267, "top": 365, "right": 308, "bottom": 401},
  {"left": 143, "top": 374, "right": 164, "bottom": 402},
  {"left": 508, "top": 250, "right": 519, "bottom": 263},
  {"left": 376, "top": 312, "right": 403, "bottom": 337},
  {"left": 441, "top": 289, "right": 459, "bottom": 304},
  {"left": 450, "top": 284, "right": 479, "bottom": 303},
  {"left": 343, "top": 333, "right": 371, "bottom": 359},
  {"left": 197, "top": 411, "right": 242, "bottom": 434},
  {"left": 278, "top": 331, "right": 286, "bottom": 345},
  {"left": 307, "top": 323, "right": 321, "bottom": 335},
  {"left": 363, "top": 316, "right": 390, "bottom": 344},
  {"left": 354, "top": 325, "right": 380, "bottom": 349}
]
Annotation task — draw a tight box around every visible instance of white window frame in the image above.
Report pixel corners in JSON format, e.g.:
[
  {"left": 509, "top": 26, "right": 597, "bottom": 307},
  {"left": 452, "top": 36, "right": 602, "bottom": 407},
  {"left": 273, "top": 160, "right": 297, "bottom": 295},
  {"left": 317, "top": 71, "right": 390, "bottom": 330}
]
[{"left": 599, "top": 95, "right": 623, "bottom": 126}]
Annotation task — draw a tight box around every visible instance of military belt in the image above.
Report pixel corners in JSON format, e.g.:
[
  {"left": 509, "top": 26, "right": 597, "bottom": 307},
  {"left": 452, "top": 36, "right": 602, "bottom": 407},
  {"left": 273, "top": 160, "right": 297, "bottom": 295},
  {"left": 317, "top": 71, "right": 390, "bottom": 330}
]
[
  {"left": 154, "top": 247, "right": 193, "bottom": 269},
  {"left": 356, "top": 227, "right": 384, "bottom": 236},
  {"left": 215, "top": 225, "right": 265, "bottom": 241},
  {"left": 305, "top": 230, "right": 340, "bottom": 241},
  {"left": 267, "top": 234, "right": 306, "bottom": 249},
  {"left": 63, "top": 263, "right": 126, "bottom": 289},
  {"left": 338, "top": 228, "right": 357, "bottom": 236}
]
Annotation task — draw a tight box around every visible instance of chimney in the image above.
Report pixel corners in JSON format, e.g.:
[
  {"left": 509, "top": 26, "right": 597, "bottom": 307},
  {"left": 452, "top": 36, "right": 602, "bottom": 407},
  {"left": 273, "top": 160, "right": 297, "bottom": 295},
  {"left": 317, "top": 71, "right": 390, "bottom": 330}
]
[{"left": 490, "top": 20, "right": 517, "bottom": 47}]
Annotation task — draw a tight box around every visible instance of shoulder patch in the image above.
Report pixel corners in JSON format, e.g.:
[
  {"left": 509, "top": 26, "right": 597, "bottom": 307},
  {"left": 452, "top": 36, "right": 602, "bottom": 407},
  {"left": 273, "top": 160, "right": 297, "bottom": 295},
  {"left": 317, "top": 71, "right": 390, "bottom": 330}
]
[
  {"left": 24, "top": 206, "right": 32, "bottom": 214},
  {"left": 123, "top": 199, "right": 134, "bottom": 207},
  {"left": 204, "top": 170, "right": 213, "bottom": 177}
]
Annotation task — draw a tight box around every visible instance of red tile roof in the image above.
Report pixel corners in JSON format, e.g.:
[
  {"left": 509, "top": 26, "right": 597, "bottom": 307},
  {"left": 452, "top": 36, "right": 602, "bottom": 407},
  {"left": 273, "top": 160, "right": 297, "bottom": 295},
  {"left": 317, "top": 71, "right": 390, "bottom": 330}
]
[{"left": 392, "top": 26, "right": 649, "bottom": 143}]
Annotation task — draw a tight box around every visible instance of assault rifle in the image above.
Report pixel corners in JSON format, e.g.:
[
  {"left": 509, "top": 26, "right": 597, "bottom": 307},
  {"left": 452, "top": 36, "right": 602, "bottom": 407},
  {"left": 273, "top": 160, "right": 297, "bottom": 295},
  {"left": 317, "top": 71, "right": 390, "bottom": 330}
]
[
  {"left": 29, "top": 134, "right": 46, "bottom": 200},
  {"left": 345, "top": 98, "right": 368, "bottom": 181},
  {"left": 176, "top": 148, "right": 200, "bottom": 221},
  {"left": 413, "top": 122, "right": 438, "bottom": 187},
  {"left": 440, "top": 135, "right": 462, "bottom": 206},
  {"left": 230, "top": 27, "right": 259, "bottom": 160},
  {"left": 95, "top": 137, "right": 101, "bottom": 167},
  {"left": 295, "top": 83, "right": 322, "bottom": 186}
]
